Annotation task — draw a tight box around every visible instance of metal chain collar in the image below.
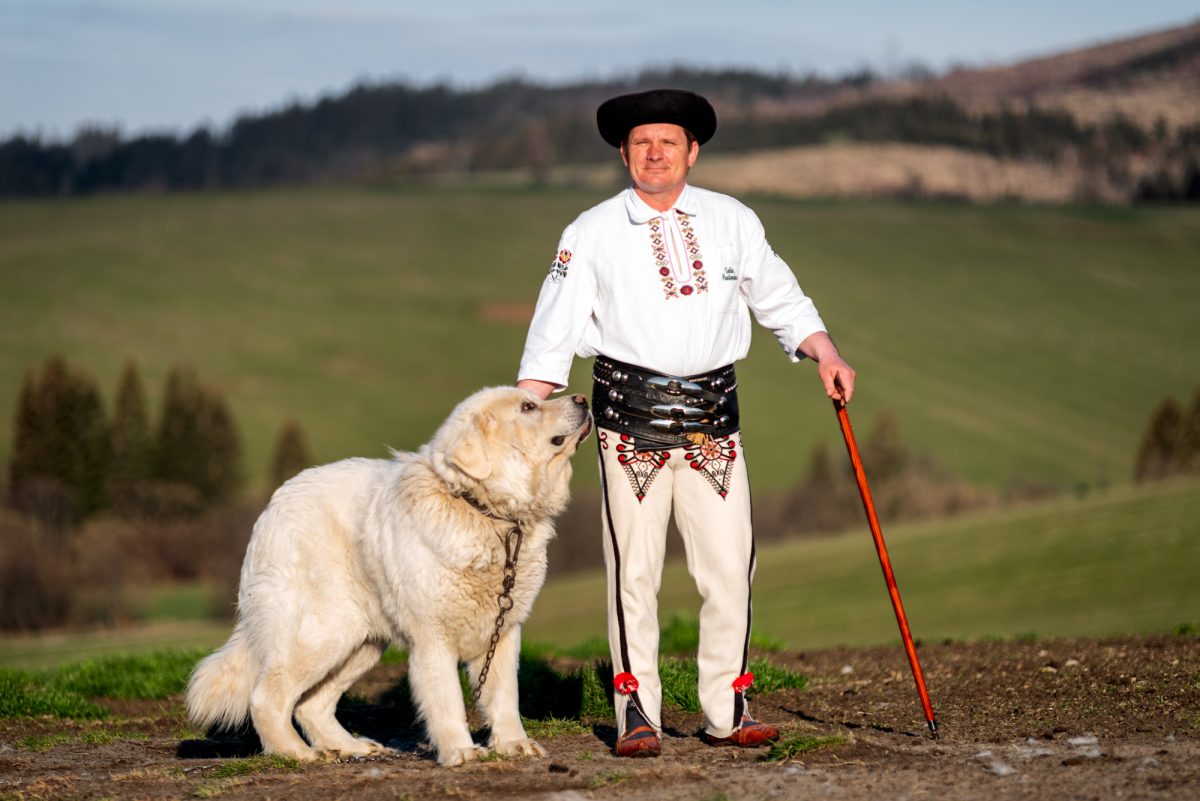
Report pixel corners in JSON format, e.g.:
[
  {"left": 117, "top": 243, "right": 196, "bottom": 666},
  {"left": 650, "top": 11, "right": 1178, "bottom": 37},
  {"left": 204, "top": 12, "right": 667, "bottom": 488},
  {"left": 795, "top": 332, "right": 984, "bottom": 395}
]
[{"left": 471, "top": 522, "right": 524, "bottom": 706}]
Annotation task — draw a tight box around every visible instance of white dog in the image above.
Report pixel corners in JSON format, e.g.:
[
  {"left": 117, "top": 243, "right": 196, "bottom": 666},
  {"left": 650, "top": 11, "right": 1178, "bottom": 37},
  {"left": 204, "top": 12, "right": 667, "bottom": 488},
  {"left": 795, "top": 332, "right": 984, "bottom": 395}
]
[{"left": 187, "top": 387, "right": 591, "bottom": 766}]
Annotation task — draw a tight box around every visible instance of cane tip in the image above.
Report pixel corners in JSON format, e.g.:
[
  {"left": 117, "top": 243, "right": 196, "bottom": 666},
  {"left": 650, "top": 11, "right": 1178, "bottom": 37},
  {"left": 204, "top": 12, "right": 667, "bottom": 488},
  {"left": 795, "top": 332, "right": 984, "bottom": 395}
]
[{"left": 927, "top": 719, "right": 939, "bottom": 739}]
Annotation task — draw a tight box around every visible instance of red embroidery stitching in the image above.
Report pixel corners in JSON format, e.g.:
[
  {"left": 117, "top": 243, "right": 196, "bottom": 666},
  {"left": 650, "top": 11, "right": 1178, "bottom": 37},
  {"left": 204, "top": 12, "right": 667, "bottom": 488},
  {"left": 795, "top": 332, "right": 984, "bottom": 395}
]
[
  {"left": 648, "top": 216, "right": 679, "bottom": 299},
  {"left": 684, "top": 434, "right": 737, "bottom": 498},
  {"left": 616, "top": 434, "right": 670, "bottom": 502},
  {"left": 675, "top": 211, "right": 707, "bottom": 295}
]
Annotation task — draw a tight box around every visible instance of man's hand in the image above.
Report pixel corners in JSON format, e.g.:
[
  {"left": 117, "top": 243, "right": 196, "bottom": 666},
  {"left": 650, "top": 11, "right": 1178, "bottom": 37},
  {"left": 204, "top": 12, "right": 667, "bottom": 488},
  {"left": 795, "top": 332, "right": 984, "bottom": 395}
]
[
  {"left": 797, "top": 331, "right": 856, "bottom": 406},
  {"left": 517, "top": 379, "right": 557, "bottom": 400}
]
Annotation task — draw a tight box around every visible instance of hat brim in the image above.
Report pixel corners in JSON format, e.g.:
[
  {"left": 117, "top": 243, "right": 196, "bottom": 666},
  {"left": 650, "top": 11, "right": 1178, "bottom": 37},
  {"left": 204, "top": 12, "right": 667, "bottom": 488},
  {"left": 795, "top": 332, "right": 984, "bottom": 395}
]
[{"left": 596, "top": 89, "right": 716, "bottom": 148}]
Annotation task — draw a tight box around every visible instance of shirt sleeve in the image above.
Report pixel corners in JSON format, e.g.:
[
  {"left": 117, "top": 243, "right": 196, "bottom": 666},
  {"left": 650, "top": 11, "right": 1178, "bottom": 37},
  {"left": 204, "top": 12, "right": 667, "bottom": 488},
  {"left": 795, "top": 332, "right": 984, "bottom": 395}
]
[
  {"left": 738, "top": 207, "right": 827, "bottom": 362},
  {"left": 517, "top": 223, "right": 597, "bottom": 389}
]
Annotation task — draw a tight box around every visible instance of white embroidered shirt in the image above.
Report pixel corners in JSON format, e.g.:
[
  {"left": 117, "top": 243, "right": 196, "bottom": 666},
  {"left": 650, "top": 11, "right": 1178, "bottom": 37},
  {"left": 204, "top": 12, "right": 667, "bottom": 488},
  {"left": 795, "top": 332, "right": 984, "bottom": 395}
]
[{"left": 518, "top": 184, "right": 827, "bottom": 388}]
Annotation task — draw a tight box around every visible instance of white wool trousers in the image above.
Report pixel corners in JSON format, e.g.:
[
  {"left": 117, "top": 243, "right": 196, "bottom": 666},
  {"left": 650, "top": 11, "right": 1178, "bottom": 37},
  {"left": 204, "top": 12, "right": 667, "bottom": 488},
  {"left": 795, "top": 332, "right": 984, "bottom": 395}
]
[{"left": 597, "top": 428, "right": 756, "bottom": 739}]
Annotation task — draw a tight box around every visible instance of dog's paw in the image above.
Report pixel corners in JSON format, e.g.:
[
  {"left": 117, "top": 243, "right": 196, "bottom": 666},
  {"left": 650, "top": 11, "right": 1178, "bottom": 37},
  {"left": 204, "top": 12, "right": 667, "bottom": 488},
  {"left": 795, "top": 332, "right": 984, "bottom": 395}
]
[
  {"left": 270, "top": 746, "right": 327, "bottom": 763},
  {"left": 493, "top": 737, "right": 547, "bottom": 758},
  {"left": 438, "top": 744, "right": 488, "bottom": 767},
  {"left": 334, "top": 737, "right": 390, "bottom": 758}
]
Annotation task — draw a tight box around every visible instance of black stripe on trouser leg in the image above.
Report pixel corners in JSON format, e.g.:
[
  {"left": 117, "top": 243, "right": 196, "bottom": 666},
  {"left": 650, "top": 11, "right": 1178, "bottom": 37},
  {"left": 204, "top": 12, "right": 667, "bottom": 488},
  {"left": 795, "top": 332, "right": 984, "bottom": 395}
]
[
  {"left": 733, "top": 443, "right": 755, "bottom": 726},
  {"left": 597, "top": 434, "right": 647, "bottom": 720}
]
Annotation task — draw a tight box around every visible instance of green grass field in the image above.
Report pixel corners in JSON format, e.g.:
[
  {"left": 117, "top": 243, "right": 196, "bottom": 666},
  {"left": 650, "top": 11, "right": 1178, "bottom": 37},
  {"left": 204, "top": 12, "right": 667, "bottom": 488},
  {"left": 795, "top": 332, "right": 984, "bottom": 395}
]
[
  {"left": 2, "top": 188, "right": 1197, "bottom": 492},
  {"left": 2, "top": 476, "right": 1195, "bottom": 669},
  {"left": 524, "top": 475, "right": 1200, "bottom": 650}
]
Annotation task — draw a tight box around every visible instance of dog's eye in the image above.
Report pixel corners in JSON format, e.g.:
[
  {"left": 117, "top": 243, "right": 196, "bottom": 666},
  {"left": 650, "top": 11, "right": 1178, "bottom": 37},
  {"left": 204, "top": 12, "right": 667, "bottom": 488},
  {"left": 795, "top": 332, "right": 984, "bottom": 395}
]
[
  {"left": 551, "top": 435, "right": 566, "bottom": 446},
  {"left": 521, "top": 401, "right": 538, "bottom": 413}
]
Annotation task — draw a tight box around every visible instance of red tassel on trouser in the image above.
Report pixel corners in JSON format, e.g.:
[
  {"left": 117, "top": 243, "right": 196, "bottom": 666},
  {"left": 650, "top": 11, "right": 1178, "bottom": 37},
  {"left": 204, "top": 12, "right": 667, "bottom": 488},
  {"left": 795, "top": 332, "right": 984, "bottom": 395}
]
[{"left": 613, "top": 672, "right": 640, "bottom": 695}]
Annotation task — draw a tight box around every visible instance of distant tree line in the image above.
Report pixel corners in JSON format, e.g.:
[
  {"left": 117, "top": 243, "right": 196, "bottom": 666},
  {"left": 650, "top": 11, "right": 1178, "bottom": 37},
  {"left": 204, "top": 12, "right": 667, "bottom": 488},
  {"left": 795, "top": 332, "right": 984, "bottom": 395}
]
[
  {"left": 5, "top": 356, "right": 312, "bottom": 527},
  {"left": 0, "top": 356, "right": 317, "bottom": 631},
  {"left": 3, "top": 67, "right": 1197, "bottom": 202}
]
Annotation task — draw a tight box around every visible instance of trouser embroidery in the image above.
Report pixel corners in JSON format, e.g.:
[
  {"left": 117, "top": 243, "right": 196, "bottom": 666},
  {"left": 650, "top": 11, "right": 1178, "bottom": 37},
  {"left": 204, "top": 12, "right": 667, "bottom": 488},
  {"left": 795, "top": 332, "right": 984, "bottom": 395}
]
[
  {"left": 683, "top": 433, "right": 738, "bottom": 498},
  {"left": 601, "top": 430, "right": 672, "bottom": 502},
  {"left": 598, "top": 432, "right": 756, "bottom": 739}
]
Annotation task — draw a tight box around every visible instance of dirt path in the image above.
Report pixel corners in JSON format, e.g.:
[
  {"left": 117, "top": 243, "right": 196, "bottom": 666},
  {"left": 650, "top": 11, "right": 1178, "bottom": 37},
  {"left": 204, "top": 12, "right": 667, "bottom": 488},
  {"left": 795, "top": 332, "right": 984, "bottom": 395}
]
[{"left": 1, "top": 635, "right": 1197, "bottom": 800}]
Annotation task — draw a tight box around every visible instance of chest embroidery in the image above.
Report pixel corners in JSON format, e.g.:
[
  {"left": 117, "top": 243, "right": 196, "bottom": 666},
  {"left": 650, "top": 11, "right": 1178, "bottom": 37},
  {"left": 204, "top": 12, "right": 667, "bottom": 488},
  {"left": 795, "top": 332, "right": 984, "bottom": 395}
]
[{"left": 648, "top": 210, "right": 707, "bottom": 300}]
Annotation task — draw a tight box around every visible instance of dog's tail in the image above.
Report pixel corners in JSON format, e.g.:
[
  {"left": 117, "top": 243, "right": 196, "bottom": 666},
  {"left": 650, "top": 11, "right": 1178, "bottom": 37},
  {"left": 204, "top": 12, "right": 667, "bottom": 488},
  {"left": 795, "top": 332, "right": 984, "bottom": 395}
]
[{"left": 186, "top": 625, "right": 257, "bottom": 732}]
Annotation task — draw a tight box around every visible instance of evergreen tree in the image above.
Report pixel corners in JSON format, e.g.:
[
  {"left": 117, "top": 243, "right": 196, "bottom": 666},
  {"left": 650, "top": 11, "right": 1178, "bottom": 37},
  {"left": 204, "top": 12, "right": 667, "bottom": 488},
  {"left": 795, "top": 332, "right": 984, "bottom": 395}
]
[
  {"left": 806, "top": 439, "right": 836, "bottom": 492},
  {"left": 1181, "top": 388, "right": 1200, "bottom": 473},
  {"left": 270, "top": 418, "right": 313, "bottom": 489},
  {"left": 154, "top": 366, "right": 243, "bottom": 505},
  {"left": 7, "top": 369, "right": 46, "bottom": 493},
  {"left": 1133, "top": 396, "right": 1183, "bottom": 481},
  {"left": 7, "top": 356, "right": 110, "bottom": 520},
  {"left": 862, "top": 410, "right": 908, "bottom": 486},
  {"left": 109, "top": 359, "right": 152, "bottom": 503}
]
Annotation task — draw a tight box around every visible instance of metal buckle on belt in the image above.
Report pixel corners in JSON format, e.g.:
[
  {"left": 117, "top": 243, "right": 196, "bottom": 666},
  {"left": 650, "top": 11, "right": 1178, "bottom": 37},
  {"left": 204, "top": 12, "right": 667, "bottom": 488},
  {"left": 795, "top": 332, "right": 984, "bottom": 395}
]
[
  {"left": 651, "top": 403, "right": 707, "bottom": 421},
  {"left": 645, "top": 375, "right": 705, "bottom": 396},
  {"left": 648, "top": 419, "right": 707, "bottom": 433}
]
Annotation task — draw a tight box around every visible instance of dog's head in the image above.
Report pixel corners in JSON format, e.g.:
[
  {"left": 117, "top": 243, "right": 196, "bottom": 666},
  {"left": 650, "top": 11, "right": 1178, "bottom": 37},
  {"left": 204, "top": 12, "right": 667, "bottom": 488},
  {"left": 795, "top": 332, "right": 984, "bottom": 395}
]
[{"left": 426, "top": 386, "right": 592, "bottom": 520}]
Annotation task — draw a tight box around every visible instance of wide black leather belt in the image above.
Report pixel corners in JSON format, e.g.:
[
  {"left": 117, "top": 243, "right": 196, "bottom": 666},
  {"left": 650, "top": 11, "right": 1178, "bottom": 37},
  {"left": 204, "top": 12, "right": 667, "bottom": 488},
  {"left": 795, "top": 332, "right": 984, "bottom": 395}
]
[{"left": 592, "top": 356, "right": 740, "bottom": 450}]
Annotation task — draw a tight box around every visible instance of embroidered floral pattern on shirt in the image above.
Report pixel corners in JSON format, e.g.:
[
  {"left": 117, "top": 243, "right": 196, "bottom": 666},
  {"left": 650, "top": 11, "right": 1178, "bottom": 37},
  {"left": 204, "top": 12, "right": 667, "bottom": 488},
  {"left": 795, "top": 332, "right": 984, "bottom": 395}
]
[
  {"left": 648, "top": 211, "right": 707, "bottom": 299},
  {"left": 615, "top": 433, "right": 670, "bottom": 501},
  {"left": 647, "top": 216, "right": 679, "bottom": 299},
  {"left": 548, "top": 249, "right": 572, "bottom": 284},
  {"left": 675, "top": 212, "right": 707, "bottom": 295},
  {"left": 684, "top": 433, "right": 737, "bottom": 498}
]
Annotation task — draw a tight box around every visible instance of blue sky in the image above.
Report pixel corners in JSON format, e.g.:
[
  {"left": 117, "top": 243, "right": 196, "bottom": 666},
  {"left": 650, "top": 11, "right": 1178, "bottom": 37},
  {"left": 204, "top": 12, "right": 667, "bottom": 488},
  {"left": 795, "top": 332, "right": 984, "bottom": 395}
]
[{"left": 2, "top": 1, "right": 1196, "bottom": 138}]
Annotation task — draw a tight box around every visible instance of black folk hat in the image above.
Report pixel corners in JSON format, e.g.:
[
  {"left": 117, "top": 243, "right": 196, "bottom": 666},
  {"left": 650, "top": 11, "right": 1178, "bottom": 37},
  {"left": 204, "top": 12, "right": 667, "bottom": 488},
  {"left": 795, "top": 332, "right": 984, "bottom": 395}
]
[{"left": 596, "top": 89, "right": 717, "bottom": 148}]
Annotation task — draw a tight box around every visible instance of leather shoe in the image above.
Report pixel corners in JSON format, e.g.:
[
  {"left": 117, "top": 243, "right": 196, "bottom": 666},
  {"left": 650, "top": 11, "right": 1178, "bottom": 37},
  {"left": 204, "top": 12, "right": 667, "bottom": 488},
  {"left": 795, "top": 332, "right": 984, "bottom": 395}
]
[
  {"left": 700, "top": 716, "right": 779, "bottom": 748},
  {"left": 613, "top": 706, "right": 661, "bottom": 758}
]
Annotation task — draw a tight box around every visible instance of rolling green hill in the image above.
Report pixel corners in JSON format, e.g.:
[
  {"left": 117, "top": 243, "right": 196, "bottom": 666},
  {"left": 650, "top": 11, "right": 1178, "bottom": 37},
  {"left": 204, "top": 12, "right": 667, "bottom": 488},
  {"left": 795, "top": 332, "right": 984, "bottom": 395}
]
[
  {"left": 1, "top": 475, "right": 1195, "bottom": 669},
  {"left": 1, "top": 187, "right": 1197, "bottom": 492},
  {"left": 525, "top": 476, "right": 1200, "bottom": 650}
]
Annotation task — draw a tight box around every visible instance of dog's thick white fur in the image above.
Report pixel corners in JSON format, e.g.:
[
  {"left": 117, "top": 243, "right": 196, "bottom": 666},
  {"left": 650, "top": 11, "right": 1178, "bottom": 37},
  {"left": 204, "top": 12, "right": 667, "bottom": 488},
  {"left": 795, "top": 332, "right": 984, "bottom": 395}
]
[{"left": 187, "top": 387, "right": 591, "bottom": 766}]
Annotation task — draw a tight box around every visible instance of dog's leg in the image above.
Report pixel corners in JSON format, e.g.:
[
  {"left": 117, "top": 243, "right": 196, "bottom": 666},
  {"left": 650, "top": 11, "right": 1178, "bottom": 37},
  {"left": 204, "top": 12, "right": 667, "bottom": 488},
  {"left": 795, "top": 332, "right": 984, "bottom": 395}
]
[
  {"left": 408, "top": 640, "right": 483, "bottom": 767},
  {"left": 249, "top": 666, "right": 325, "bottom": 762},
  {"left": 469, "top": 624, "right": 545, "bottom": 759},
  {"left": 294, "top": 639, "right": 390, "bottom": 757}
]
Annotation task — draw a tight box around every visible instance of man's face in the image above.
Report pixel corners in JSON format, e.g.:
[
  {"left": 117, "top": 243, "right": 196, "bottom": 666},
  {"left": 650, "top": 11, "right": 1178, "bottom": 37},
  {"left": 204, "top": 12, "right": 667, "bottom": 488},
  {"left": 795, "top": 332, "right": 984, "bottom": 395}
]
[{"left": 621, "top": 123, "right": 699, "bottom": 201}]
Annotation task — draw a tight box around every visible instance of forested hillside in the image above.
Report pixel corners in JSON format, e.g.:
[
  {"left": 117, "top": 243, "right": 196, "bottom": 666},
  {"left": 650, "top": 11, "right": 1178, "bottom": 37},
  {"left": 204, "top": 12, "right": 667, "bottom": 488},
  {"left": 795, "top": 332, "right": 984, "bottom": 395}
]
[{"left": 2, "top": 22, "right": 1197, "bottom": 201}]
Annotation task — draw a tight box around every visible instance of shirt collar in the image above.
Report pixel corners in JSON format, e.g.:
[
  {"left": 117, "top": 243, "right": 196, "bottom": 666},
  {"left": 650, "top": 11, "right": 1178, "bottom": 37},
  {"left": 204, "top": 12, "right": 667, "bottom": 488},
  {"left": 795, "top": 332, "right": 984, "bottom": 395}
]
[{"left": 624, "top": 183, "right": 698, "bottom": 224}]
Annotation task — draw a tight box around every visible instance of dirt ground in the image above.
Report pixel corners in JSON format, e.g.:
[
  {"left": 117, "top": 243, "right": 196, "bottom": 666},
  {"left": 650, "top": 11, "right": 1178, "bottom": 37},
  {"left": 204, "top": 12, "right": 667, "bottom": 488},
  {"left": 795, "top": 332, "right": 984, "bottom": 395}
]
[{"left": 1, "top": 634, "right": 1197, "bottom": 800}]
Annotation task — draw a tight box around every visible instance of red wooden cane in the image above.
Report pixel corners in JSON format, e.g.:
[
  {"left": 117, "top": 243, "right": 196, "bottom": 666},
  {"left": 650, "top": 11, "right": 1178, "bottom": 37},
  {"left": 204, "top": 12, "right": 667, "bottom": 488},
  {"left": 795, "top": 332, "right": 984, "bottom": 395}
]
[{"left": 833, "top": 399, "right": 939, "bottom": 738}]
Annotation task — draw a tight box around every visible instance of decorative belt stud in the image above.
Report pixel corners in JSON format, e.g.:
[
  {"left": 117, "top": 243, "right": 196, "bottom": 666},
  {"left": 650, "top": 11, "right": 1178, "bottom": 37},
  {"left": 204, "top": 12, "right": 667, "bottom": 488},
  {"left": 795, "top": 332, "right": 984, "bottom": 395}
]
[
  {"left": 651, "top": 403, "right": 707, "bottom": 421},
  {"left": 648, "top": 419, "right": 707, "bottom": 433},
  {"left": 645, "top": 375, "right": 705, "bottom": 395}
]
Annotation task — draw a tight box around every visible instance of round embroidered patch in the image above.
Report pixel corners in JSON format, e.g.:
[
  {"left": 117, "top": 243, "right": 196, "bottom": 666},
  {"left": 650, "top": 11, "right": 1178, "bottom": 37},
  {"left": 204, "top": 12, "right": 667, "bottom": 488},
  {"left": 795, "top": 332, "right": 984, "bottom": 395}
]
[
  {"left": 559, "top": 249, "right": 572, "bottom": 264},
  {"left": 681, "top": 285, "right": 694, "bottom": 296}
]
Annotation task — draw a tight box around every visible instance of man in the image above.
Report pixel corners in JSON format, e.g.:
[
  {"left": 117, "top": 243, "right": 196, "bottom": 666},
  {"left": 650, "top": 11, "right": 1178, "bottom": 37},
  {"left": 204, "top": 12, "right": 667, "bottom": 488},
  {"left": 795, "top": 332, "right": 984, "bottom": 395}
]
[{"left": 517, "top": 89, "right": 855, "bottom": 757}]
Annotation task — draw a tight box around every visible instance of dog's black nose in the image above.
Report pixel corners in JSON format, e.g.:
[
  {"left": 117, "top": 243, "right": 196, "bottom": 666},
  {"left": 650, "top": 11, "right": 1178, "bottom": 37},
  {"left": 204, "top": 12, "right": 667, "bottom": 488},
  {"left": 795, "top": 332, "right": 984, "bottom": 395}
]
[{"left": 572, "top": 394, "right": 588, "bottom": 408}]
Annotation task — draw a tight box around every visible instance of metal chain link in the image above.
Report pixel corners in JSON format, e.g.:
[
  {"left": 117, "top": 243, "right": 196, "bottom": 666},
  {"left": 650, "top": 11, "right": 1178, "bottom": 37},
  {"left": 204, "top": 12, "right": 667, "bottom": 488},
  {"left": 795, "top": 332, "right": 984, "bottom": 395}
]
[{"left": 471, "top": 523, "right": 523, "bottom": 706}]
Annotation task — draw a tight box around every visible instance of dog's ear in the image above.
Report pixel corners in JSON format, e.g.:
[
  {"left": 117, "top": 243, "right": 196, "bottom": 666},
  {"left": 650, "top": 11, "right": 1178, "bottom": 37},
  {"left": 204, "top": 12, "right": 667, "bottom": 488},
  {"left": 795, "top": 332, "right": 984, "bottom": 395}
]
[{"left": 449, "top": 412, "right": 495, "bottom": 481}]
